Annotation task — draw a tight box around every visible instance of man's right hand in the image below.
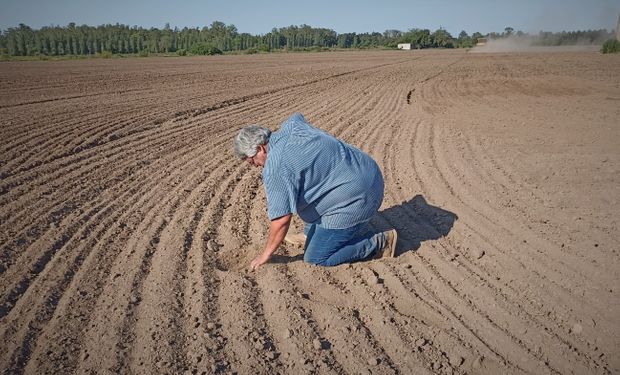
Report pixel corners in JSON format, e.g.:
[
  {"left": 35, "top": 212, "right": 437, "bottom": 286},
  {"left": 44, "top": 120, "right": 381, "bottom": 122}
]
[
  {"left": 250, "top": 251, "right": 271, "bottom": 270},
  {"left": 250, "top": 214, "right": 292, "bottom": 270}
]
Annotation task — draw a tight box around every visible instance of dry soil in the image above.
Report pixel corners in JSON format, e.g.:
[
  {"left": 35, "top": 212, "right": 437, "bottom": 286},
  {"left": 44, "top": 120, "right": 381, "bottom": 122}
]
[{"left": 1, "top": 49, "right": 619, "bottom": 375}]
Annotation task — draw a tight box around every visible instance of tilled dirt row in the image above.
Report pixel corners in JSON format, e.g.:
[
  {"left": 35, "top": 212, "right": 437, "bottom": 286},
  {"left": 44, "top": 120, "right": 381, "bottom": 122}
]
[{"left": 0, "top": 50, "right": 619, "bottom": 374}]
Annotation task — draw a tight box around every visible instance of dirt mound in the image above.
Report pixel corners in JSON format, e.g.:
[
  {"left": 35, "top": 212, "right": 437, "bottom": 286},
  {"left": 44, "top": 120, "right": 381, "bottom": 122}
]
[{"left": 1, "top": 50, "right": 619, "bottom": 374}]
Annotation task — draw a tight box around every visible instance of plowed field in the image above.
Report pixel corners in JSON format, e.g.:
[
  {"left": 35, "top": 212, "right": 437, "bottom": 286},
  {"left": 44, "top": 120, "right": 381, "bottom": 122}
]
[{"left": 1, "top": 50, "right": 619, "bottom": 375}]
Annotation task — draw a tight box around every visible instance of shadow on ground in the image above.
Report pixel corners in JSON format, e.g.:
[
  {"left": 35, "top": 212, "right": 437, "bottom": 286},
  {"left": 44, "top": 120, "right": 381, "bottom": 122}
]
[
  {"left": 271, "top": 253, "right": 303, "bottom": 264},
  {"left": 372, "top": 194, "right": 458, "bottom": 256}
]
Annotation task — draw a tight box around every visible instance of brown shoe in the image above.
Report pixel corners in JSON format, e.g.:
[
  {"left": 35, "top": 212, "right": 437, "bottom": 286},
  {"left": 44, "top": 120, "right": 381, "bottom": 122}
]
[
  {"left": 375, "top": 229, "right": 398, "bottom": 259},
  {"left": 284, "top": 233, "right": 307, "bottom": 247}
]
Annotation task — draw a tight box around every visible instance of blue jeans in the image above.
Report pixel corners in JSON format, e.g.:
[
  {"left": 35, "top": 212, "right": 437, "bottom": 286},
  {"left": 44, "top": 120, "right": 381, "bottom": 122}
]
[{"left": 303, "top": 222, "right": 387, "bottom": 267}]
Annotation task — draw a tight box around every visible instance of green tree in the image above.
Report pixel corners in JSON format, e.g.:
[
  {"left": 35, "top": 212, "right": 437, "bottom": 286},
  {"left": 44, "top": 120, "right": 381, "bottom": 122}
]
[
  {"left": 0, "top": 30, "right": 7, "bottom": 55},
  {"left": 432, "top": 28, "right": 454, "bottom": 48},
  {"left": 457, "top": 30, "right": 473, "bottom": 48}
]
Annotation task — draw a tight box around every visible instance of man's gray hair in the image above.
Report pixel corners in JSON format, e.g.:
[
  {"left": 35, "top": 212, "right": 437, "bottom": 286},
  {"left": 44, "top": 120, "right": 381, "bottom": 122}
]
[{"left": 233, "top": 125, "right": 272, "bottom": 159}]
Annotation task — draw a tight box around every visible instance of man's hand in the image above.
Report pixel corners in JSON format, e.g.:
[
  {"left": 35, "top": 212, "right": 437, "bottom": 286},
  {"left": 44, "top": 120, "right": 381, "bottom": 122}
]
[
  {"left": 250, "top": 252, "right": 271, "bottom": 270},
  {"left": 249, "top": 214, "right": 292, "bottom": 271}
]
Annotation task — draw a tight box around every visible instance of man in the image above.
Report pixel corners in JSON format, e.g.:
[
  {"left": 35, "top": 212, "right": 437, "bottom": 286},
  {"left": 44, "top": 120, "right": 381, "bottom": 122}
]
[{"left": 233, "top": 113, "right": 397, "bottom": 270}]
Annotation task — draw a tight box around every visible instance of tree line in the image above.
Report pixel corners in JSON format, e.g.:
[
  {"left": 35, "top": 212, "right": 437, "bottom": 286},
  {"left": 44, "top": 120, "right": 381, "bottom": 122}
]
[{"left": 0, "top": 21, "right": 615, "bottom": 57}]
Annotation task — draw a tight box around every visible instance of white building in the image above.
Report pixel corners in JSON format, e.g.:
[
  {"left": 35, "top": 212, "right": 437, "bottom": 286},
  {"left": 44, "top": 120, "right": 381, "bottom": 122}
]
[{"left": 397, "top": 43, "right": 412, "bottom": 50}]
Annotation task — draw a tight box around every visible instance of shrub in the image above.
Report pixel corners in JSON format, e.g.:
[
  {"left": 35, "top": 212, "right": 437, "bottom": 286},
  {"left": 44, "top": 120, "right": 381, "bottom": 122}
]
[
  {"left": 245, "top": 47, "right": 258, "bottom": 54},
  {"left": 601, "top": 39, "right": 620, "bottom": 54},
  {"left": 311, "top": 46, "right": 330, "bottom": 52},
  {"left": 138, "top": 49, "right": 149, "bottom": 57},
  {"left": 99, "top": 50, "right": 113, "bottom": 59},
  {"left": 206, "top": 46, "right": 222, "bottom": 55},
  {"left": 190, "top": 43, "right": 223, "bottom": 55},
  {"left": 176, "top": 48, "right": 187, "bottom": 56}
]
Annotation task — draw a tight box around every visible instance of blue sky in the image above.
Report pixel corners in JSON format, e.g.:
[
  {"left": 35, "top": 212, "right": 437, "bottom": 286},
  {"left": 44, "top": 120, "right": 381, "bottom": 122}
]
[{"left": 1, "top": 0, "right": 618, "bottom": 36}]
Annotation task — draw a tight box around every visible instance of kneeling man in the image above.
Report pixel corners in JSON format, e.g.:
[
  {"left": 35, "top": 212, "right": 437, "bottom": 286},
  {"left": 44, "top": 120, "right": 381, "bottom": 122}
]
[{"left": 233, "top": 113, "right": 397, "bottom": 270}]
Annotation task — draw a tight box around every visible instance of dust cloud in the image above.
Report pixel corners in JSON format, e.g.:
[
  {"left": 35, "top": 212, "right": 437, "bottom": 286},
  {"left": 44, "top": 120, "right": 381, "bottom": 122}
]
[{"left": 471, "top": 36, "right": 600, "bottom": 53}]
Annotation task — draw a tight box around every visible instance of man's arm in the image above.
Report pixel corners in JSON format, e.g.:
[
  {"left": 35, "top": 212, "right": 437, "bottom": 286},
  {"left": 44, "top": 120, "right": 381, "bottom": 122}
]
[{"left": 250, "top": 213, "right": 292, "bottom": 270}]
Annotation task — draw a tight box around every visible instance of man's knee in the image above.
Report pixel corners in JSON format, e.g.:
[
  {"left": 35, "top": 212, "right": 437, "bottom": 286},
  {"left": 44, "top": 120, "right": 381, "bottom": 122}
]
[
  {"left": 304, "top": 252, "right": 345, "bottom": 267},
  {"left": 303, "top": 252, "right": 329, "bottom": 267},
  {"left": 303, "top": 252, "right": 321, "bottom": 265}
]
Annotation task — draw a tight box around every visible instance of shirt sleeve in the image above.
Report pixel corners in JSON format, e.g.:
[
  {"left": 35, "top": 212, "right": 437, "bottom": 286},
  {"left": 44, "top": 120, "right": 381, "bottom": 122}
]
[{"left": 263, "top": 171, "right": 298, "bottom": 220}]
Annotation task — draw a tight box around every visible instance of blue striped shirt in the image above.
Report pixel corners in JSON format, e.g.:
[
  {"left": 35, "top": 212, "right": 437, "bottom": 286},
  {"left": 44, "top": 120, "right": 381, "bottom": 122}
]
[{"left": 262, "top": 113, "right": 384, "bottom": 229}]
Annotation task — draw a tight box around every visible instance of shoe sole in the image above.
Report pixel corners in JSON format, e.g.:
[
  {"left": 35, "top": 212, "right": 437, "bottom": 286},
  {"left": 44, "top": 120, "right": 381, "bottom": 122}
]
[
  {"left": 374, "top": 230, "right": 397, "bottom": 260},
  {"left": 388, "top": 229, "right": 398, "bottom": 257}
]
